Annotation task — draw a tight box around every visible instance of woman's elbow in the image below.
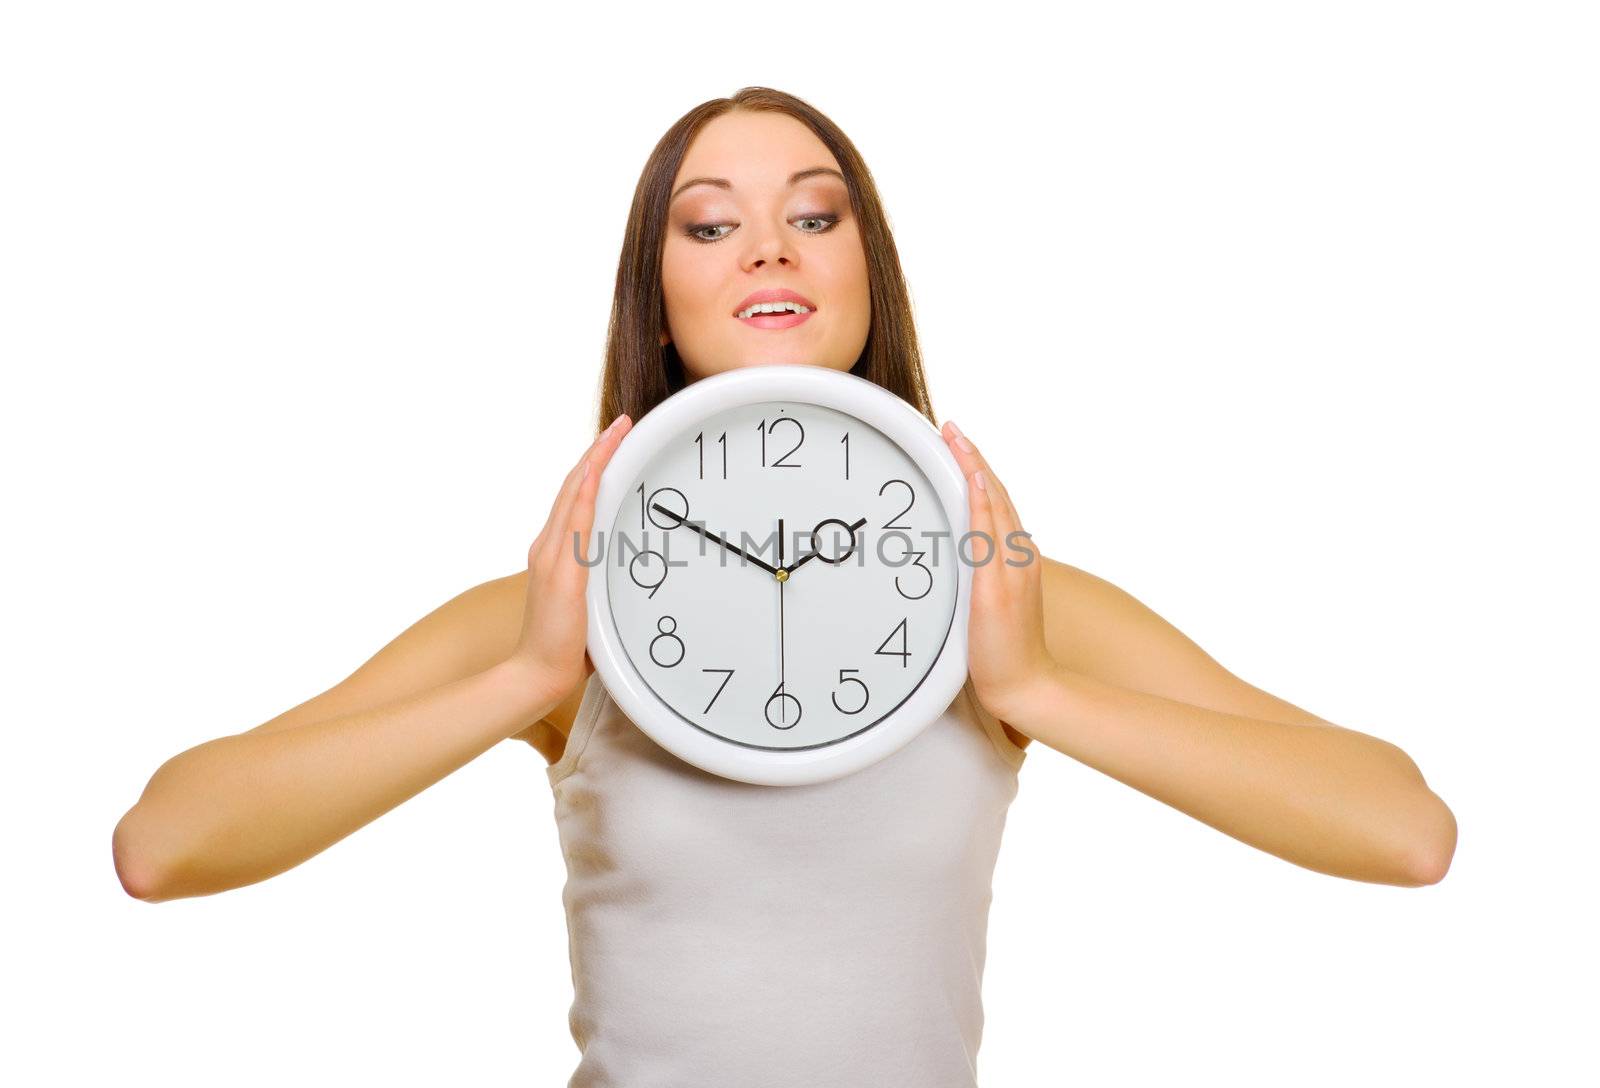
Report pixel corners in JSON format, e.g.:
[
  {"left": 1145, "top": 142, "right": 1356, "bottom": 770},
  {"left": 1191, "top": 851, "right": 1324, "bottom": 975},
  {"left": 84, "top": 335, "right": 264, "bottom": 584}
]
[
  {"left": 112, "top": 807, "right": 170, "bottom": 902},
  {"left": 1403, "top": 792, "right": 1458, "bottom": 886}
]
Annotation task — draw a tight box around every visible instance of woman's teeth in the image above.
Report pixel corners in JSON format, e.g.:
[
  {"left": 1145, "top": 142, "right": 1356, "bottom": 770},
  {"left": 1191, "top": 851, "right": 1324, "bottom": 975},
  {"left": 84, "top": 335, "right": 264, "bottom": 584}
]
[{"left": 737, "top": 302, "right": 812, "bottom": 319}]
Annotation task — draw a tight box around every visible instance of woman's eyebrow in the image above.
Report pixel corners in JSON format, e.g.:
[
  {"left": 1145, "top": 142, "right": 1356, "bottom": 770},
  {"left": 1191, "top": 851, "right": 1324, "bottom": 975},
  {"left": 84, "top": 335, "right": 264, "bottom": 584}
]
[{"left": 670, "top": 166, "right": 845, "bottom": 205}]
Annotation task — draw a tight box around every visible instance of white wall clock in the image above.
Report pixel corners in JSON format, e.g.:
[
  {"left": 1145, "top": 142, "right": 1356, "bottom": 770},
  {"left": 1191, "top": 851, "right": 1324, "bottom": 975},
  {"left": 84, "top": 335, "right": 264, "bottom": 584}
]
[{"left": 584, "top": 364, "right": 971, "bottom": 786}]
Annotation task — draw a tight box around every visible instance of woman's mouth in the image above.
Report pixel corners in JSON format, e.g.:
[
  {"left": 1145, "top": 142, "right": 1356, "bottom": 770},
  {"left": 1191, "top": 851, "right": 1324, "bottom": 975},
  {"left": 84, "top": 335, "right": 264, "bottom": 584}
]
[{"left": 736, "top": 309, "right": 815, "bottom": 330}]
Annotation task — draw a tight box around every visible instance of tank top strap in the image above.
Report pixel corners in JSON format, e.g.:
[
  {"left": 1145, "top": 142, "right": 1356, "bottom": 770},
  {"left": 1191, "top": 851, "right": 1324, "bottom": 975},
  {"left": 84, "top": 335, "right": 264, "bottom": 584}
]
[{"left": 544, "top": 672, "right": 608, "bottom": 788}]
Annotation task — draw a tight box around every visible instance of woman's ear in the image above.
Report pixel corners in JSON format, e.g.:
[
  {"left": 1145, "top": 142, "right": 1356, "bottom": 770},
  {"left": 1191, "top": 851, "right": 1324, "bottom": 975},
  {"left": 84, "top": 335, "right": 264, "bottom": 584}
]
[{"left": 659, "top": 329, "right": 671, "bottom": 347}]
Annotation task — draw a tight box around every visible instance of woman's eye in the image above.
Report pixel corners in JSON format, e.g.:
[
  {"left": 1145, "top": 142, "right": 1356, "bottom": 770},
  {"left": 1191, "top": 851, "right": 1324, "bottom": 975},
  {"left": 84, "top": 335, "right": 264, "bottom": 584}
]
[{"left": 685, "top": 214, "right": 841, "bottom": 244}]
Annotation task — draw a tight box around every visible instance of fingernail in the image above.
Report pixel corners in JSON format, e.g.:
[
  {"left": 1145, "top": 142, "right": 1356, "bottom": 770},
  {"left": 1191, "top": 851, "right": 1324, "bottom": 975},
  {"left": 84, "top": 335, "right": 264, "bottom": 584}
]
[
  {"left": 974, "top": 470, "right": 987, "bottom": 491},
  {"left": 955, "top": 434, "right": 975, "bottom": 453},
  {"left": 606, "top": 413, "right": 624, "bottom": 434},
  {"left": 581, "top": 458, "right": 591, "bottom": 480}
]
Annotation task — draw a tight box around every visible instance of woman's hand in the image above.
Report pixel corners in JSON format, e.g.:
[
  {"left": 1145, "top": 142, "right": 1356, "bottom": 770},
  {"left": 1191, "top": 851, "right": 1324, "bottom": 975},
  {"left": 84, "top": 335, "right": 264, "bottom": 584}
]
[
  {"left": 940, "top": 420, "right": 1057, "bottom": 724},
  {"left": 506, "top": 412, "right": 633, "bottom": 706}
]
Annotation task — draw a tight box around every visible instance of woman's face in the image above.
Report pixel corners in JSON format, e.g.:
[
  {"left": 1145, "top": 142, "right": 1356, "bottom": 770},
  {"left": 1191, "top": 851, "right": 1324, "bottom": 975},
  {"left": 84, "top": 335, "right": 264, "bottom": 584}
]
[{"left": 660, "top": 111, "right": 871, "bottom": 382}]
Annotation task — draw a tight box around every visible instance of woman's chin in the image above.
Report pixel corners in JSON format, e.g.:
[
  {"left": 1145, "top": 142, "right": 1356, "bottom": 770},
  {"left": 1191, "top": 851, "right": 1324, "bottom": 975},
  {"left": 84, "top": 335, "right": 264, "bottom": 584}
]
[{"left": 685, "top": 352, "right": 849, "bottom": 381}]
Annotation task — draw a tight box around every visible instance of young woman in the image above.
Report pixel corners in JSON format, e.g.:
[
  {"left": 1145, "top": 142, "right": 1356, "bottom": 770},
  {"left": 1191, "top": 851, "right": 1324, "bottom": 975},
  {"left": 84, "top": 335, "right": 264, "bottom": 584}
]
[{"left": 113, "top": 88, "right": 1457, "bottom": 1084}]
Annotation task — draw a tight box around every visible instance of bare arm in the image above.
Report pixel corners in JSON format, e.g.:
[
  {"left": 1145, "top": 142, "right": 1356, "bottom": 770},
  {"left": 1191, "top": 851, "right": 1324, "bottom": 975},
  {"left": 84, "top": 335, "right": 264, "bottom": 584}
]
[
  {"left": 937, "top": 420, "right": 1457, "bottom": 887},
  {"left": 1025, "top": 556, "right": 1456, "bottom": 886},
  {"left": 112, "top": 654, "right": 554, "bottom": 902},
  {"left": 113, "top": 413, "right": 634, "bottom": 902}
]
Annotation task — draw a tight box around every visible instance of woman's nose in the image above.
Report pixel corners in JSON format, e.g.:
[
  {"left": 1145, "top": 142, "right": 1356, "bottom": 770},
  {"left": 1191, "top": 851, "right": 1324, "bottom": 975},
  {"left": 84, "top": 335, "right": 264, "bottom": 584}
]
[{"left": 742, "top": 221, "right": 797, "bottom": 270}]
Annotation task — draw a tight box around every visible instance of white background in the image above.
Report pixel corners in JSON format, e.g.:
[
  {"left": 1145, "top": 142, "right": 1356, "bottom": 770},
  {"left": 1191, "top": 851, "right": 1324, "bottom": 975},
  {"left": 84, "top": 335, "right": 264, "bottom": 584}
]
[{"left": 4, "top": 2, "right": 1594, "bottom": 1084}]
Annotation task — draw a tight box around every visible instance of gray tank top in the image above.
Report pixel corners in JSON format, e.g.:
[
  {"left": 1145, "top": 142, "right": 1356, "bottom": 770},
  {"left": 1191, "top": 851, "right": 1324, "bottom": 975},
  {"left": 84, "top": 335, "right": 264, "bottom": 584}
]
[{"left": 545, "top": 670, "right": 1028, "bottom": 1087}]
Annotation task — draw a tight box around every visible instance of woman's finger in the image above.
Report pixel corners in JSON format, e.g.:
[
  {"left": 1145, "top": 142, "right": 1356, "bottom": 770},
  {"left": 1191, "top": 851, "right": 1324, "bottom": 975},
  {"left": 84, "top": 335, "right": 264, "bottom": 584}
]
[
  {"left": 964, "top": 451, "right": 999, "bottom": 572},
  {"left": 945, "top": 420, "right": 1026, "bottom": 532},
  {"left": 942, "top": 420, "right": 1021, "bottom": 557},
  {"left": 534, "top": 413, "right": 629, "bottom": 571},
  {"left": 558, "top": 415, "right": 633, "bottom": 588}
]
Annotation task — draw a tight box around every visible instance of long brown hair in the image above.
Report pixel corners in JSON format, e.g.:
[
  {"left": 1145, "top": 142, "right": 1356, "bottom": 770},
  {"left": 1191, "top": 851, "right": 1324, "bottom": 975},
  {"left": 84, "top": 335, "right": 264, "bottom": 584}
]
[{"left": 594, "top": 87, "right": 936, "bottom": 434}]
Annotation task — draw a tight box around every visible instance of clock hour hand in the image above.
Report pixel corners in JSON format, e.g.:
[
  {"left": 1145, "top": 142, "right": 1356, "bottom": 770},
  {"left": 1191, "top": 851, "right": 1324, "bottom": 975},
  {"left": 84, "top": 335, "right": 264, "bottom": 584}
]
[
  {"left": 785, "top": 516, "right": 868, "bottom": 576},
  {"left": 651, "top": 503, "right": 784, "bottom": 578}
]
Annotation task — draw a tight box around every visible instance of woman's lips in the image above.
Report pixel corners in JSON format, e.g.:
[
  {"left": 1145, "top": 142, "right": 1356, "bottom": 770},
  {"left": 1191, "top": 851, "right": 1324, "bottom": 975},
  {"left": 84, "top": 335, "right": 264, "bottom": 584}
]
[{"left": 736, "top": 309, "right": 815, "bottom": 330}]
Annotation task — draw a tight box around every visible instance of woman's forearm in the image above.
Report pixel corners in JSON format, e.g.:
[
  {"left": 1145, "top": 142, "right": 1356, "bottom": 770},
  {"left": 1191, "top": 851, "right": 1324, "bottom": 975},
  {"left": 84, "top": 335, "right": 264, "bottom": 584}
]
[
  {"left": 113, "top": 659, "right": 556, "bottom": 902},
  {"left": 999, "top": 664, "right": 1457, "bottom": 887}
]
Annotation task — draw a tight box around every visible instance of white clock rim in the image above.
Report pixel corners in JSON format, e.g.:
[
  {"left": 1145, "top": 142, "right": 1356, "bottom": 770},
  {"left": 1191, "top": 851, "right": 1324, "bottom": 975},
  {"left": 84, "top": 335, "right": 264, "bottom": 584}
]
[{"left": 584, "top": 363, "right": 972, "bottom": 787}]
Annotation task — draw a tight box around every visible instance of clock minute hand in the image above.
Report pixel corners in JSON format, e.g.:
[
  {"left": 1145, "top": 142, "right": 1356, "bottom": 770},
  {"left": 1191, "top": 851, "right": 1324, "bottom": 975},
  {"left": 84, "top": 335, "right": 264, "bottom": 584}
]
[
  {"left": 651, "top": 503, "right": 784, "bottom": 578},
  {"left": 785, "top": 516, "right": 868, "bottom": 576}
]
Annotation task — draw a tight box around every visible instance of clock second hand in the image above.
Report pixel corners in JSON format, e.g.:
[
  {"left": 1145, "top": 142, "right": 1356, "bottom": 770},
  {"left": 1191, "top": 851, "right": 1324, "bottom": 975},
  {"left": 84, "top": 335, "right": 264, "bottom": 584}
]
[{"left": 778, "top": 517, "right": 786, "bottom": 725}]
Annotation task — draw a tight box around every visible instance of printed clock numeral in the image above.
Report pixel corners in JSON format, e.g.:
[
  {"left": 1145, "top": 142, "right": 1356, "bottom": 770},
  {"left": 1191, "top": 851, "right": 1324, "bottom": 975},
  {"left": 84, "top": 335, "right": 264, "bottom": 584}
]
[
  {"left": 628, "top": 549, "right": 669, "bottom": 599},
  {"left": 879, "top": 478, "right": 915, "bottom": 530},
  {"left": 639, "top": 484, "right": 689, "bottom": 529},
  {"left": 693, "top": 431, "right": 727, "bottom": 480},
  {"left": 874, "top": 617, "right": 911, "bottom": 668},
  {"left": 701, "top": 668, "right": 735, "bottom": 714},
  {"left": 758, "top": 416, "right": 805, "bottom": 468},
  {"left": 831, "top": 668, "right": 870, "bottom": 715},
  {"left": 649, "top": 616, "right": 685, "bottom": 668},
  {"left": 765, "top": 683, "right": 802, "bottom": 729},
  {"left": 890, "top": 540, "right": 933, "bottom": 601}
]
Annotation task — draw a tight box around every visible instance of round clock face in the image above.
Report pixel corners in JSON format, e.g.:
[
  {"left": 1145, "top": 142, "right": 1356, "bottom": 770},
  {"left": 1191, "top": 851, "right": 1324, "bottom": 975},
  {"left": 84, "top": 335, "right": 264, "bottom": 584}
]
[{"left": 603, "top": 397, "right": 958, "bottom": 754}]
